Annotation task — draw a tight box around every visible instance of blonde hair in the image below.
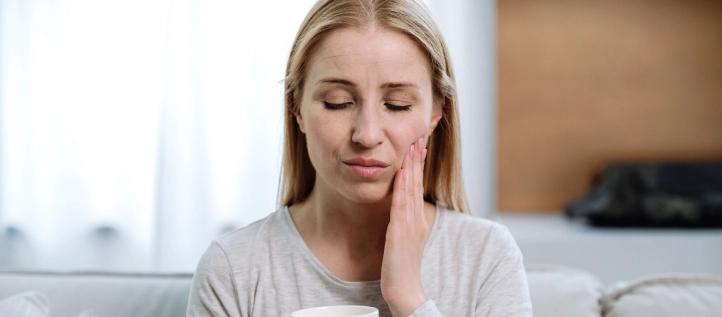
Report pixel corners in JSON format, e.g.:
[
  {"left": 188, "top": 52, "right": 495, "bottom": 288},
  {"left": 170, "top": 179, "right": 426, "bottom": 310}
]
[{"left": 280, "top": 0, "right": 469, "bottom": 214}]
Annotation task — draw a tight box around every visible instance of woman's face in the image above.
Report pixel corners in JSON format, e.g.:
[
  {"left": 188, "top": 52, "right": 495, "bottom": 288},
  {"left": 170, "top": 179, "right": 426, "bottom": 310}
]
[{"left": 296, "top": 26, "right": 442, "bottom": 204}]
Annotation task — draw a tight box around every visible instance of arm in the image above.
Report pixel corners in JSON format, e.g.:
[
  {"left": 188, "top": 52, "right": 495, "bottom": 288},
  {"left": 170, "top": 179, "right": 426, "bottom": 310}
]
[{"left": 186, "top": 241, "right": 243, "bottom": 317}]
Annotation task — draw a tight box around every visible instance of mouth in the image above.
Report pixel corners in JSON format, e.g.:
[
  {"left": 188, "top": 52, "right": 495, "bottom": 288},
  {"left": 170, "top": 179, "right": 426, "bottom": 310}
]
[{"left": 343, "top": 158, "right": 390, "bottom": 178}]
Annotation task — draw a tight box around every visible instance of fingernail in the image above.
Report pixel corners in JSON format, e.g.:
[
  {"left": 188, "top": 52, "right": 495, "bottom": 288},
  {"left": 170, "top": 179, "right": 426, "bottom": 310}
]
[{"left": 410, "top": 144, "right": 414, "bottom": 156}]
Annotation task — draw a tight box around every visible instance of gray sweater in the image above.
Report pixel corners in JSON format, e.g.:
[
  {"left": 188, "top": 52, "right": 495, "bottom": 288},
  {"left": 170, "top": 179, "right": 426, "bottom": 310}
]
[{"left": 186, "top": 205, "right": 533, "bottom": 317}]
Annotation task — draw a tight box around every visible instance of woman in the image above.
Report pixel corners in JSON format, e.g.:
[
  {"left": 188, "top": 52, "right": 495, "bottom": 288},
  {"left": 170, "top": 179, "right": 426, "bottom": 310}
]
[{"left": 187, "top": 0, "right": 533, "bottom": 316}]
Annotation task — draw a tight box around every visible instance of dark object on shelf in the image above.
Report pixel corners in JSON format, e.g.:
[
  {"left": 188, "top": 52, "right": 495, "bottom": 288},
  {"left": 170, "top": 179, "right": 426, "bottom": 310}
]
[{"left": 565, "top": 163, "right": 722, "bottom": 228}]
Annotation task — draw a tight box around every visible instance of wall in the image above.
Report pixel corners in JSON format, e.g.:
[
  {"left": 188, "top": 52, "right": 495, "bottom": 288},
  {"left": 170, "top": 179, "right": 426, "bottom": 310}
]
[
  {"left": 431, "top": 0, "right": 497, "bottom": 218},
  {"left": 498, "top": 0, "right": 722, "bottom": 212}
]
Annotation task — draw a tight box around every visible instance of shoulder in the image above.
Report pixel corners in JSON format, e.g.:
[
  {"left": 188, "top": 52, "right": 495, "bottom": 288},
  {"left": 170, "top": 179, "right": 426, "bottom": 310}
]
[
  {"left": 196, "top": 208, "right": 290, "bottom": 274},
  {"left": 189, "top": 209, "right": 290, "bottom": 308},
  {"left": 434, "top": 206, "right": 516, "bottom": 250},
  {"left": 430, "top": 206, "right": 523, "bottom": 267},
  {"left": 434, "top": 208, "right": 532, "bottom": 307},
  {"left": 188, "top": 209, "right": 288, "bottom": 317},
  {"left": 213, "top": 208, "right": 289, "bottom": 255}
]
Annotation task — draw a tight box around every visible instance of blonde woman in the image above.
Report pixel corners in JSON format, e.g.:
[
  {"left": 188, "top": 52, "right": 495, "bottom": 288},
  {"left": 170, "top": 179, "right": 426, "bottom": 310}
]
[{"left": 187, "top": 0, "right": 532, "bottom": 316}]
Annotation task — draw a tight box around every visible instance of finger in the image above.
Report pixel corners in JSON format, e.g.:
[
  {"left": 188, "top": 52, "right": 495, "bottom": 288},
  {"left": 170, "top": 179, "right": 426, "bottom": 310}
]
[
  {"left": 390, "top": 168, "right": 406, "bottom": 225},
  {"left": 421, "top": 149, "right": 427, "bottom": 189},
  {"left": 420, "top": 147, "right": 428, "bottom": 229},
  {"left": 421, "top": 138, "right": 428, "bottom": 172},
  {"left": 404, "top": 143, "right": 414, "bottom": 226},
  {"left": 413, "top": 138, "right": 424, "bottom": 219},
  {"left": 401, "top": 141, "right": 409, "bottom": 170}
]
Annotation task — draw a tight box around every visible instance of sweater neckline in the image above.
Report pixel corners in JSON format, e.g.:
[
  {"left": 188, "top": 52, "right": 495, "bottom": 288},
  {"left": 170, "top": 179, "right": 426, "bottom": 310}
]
[{"left": 280, "top": 203, "right": 444, "bottom": 288}]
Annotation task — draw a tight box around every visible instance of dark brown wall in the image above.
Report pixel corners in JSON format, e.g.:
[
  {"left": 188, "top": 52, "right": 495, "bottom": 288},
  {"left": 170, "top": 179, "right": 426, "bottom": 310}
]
[{"left": 497, "top": 0, "right": 722, "bottom": 212}]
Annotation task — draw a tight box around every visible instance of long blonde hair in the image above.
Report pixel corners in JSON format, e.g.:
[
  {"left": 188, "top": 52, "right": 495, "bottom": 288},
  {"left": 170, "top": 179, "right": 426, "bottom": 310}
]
[{"left": 280, "top": 0, "right": 469, "bottom": 214}]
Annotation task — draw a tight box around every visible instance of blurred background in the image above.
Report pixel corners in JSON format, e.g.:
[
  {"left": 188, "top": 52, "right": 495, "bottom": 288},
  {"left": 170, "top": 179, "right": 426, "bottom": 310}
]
[
  {"left": 1, "top": 0, "right": 721, "bottom": 285},
  {"left": 495, "top": 0, "right": 722, "bottom": 284},
  {"left": 0, "top": 0, "right": 496, "bottom": 273}
]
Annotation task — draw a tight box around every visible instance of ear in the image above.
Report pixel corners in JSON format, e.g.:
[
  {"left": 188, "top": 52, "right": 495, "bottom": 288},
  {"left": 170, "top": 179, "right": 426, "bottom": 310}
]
[
  {"left": 429, "top": 101, "right": 443, "bottom": 133},
  {"left": 293, "top": 105, "right": 306, "bottom": 133}
]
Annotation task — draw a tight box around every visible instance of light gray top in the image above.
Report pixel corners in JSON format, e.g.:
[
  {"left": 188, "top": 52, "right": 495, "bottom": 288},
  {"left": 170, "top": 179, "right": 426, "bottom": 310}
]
[{"left": 186, "top": 205, "right": 533, "bottom": 317}]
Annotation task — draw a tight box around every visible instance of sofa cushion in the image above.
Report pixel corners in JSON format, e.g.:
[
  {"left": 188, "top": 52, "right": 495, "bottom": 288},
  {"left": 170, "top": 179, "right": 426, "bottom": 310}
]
[
  {"left": 601, "top": 275, "right": 722, "bottom": 317},
  {"left": 0, "top": 291, "right": 49, "bottom": 317},
  {"left": 0, "top": 291, "right": 99, "bottom": 317},
  {"left": 526, "top": 264, "right": 604, "bottom": 317},
  {"left": 0, "top": 271, "right": 192, "bottom": 317}
]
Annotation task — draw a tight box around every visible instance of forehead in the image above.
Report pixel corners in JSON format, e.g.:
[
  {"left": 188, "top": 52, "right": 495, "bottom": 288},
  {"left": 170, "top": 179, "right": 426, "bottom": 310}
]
[{"left": 305, "top": 27, "right": 432, "bottom": 87}]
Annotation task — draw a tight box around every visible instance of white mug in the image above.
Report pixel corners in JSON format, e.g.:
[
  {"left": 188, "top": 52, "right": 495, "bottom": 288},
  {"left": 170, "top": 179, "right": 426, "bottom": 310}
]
[{"left": 291, "top": 305, "right": 379, "bottom": 317}]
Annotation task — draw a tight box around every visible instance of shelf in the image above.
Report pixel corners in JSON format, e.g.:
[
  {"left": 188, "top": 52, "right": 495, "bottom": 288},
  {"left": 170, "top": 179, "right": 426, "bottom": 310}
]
[{"left": 496, "top": 213, "right": 722, "bottom": 284}]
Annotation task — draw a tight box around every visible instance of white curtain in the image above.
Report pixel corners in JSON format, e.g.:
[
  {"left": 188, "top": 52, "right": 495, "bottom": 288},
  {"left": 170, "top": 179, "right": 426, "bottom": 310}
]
[{"left": 0, "top": 0, "right": 494, "bottom": 273}]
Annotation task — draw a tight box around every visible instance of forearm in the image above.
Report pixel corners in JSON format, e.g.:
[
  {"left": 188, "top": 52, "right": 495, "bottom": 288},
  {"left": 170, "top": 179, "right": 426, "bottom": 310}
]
[{"left": 388, "top": 292, "right": 428, "bottom": 317}]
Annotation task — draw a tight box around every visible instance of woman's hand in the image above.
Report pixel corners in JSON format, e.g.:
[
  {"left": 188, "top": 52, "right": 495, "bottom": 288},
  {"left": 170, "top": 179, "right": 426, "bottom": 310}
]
[{"left": 381, "top": 138, "right": 429, "bottom": 317}]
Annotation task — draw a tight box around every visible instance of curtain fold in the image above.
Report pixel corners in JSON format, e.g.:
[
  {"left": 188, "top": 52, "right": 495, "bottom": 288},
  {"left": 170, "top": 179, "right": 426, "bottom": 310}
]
[{"left": 0, "top": 0, "right": 317, "bottom": 272}]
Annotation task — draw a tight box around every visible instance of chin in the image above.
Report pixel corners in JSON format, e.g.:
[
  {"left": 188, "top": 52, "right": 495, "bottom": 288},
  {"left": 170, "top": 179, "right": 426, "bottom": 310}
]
[{"left": 342, "top": 182, "right": 393, "bottom": 204}]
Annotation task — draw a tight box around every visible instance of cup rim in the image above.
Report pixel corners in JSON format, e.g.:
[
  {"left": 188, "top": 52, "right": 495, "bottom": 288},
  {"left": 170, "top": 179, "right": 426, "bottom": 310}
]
[{"left": 291, "top": 305, "right": 379, "bottom": 317}]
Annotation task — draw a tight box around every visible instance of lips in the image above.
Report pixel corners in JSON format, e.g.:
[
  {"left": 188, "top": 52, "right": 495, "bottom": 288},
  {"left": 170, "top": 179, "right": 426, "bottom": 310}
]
[{"left": 343, "top": 158, "right": 389, "bottom": 178}]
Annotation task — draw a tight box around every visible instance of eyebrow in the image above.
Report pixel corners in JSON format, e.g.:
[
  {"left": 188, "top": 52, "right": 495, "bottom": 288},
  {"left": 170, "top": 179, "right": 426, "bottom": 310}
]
[
  {"left": 317, "top": 78, "right": 355, "bottom": 86},
  {"left": 381, "top": 82, "right": 418, "bottom": 89},
  {"left": 316, "top": 77, "right": 418, "bottom": 90}
]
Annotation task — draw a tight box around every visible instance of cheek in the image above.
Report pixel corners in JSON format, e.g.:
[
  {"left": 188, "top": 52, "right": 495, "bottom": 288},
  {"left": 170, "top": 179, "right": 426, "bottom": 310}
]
[
  {"left": 387, "top": 113, "right": 430, "bottom": 160},
  {"left": 305, "top": 112, "right": 348, "bottom": 161}
]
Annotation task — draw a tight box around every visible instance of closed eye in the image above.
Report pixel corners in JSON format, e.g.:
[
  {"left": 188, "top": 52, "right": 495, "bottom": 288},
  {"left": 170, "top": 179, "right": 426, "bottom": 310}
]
[
  {"left": 385, "top": 103, "right": 411, "bottom": 111},
  {"left": 323, "top": 101, "right": 352, "bottom": 110}
]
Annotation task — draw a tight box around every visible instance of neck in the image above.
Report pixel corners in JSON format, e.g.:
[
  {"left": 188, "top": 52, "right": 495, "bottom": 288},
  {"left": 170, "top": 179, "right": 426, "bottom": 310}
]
[
  {"left": 291, "top": 185, "right": 392, "bottom": 253},
  {"left": 287, "top": 180, "right": 438, "bottom": 282}
]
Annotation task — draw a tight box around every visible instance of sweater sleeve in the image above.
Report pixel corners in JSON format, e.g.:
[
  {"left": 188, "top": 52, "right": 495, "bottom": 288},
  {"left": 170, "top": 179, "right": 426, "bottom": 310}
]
[
  {"left": 474, "top": 224, "right": 533, "bottom": 317},
  {"left": 409, "top": 300, "right": 443, "bottom": 317},
  {"left": 186, "top": 241, "right": 242, "bottom": 317}
]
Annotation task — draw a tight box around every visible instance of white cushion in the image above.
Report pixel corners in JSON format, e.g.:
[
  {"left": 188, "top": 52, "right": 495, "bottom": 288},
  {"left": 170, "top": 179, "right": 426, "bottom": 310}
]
[
  {"left": 0, "top": 291, "right": 49, "bottom": 317},
  {"left": 74, "top": 309, "right": 99, "bottom": 317},
  {"left": 0, "top": 291, "right": 99, "bottom": 317},
  {"left": 601, "top": 275, "right": 722, "bottom": 317},
  {"left": 0, "top": 271, "right": 192, "bottom": 317},
  {"left": 526, "top": 264, "right": 604, "bottom": 317}
]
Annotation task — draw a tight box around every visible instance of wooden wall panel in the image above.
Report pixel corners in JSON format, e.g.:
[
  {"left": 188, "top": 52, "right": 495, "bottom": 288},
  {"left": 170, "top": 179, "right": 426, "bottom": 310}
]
[{"left": 497, "top": 0, "right": 722, "bottom": 212}]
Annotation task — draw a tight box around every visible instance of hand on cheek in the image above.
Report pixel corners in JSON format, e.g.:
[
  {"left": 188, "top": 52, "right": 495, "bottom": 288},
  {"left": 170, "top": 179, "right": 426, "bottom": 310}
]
[{"left": 381, "top": 138, "right": 429, "bottom": 317}]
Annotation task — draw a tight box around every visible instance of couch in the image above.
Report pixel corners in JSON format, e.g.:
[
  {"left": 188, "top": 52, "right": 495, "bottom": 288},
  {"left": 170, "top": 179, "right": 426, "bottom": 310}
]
[{"left": 2, "top": 264, "right": 721, "bottom": 317}]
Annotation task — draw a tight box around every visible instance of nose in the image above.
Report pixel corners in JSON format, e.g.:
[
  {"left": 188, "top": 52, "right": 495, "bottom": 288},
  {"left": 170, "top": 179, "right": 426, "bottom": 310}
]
[{"left": 351, "top": 104, "right": 383, "bottom": 148}]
